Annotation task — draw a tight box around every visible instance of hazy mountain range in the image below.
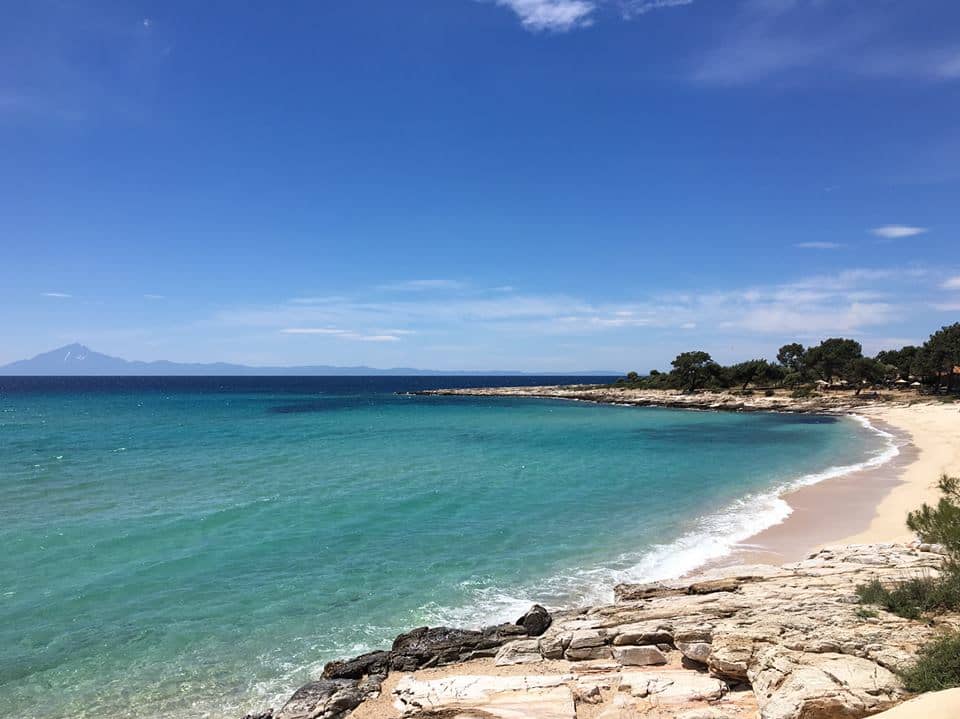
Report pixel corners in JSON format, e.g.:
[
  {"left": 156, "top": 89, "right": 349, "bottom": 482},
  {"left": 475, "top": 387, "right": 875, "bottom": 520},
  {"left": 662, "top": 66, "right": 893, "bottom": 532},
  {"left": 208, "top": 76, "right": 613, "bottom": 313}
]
[{"left": 0, "top": 344, "right": 619, "bottom": 376}]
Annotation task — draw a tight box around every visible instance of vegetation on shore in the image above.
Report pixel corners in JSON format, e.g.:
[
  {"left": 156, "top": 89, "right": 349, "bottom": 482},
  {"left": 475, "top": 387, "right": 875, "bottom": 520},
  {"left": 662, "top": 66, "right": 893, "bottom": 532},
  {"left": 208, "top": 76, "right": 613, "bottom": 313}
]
[
  {"left": 615, "top": 322, "right": 960, "bottom": 395},
  {"left": 856, "top": 473, "right": 960, "bottom": 693}
]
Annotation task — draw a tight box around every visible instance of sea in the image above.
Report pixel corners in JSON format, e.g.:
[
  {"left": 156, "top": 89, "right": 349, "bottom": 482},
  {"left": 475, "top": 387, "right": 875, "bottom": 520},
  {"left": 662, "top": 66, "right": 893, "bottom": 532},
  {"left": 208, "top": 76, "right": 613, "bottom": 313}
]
[{"left": 0, "top": 376, "right": 899, "bottom": 719}]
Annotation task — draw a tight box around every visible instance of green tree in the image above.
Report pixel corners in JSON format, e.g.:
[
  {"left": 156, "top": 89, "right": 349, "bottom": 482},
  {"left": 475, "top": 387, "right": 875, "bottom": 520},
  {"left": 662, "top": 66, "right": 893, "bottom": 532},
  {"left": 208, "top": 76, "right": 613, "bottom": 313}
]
[
  {"left": 846, "top": 357, "right": 889, "bottom": 395},
  {"left": 729, "top": 359, "right": 778, "bottom": 390},
  {"left": 670, "top": 351, "right": 718, "bottom": 392},
  {"left": 924, "top": 323, "right": 960, "bottom": 392},
  {"left": 876, "top": 346, "right": 919, "bottom": 379},
  {"left": 777, "top": 343, "right": 807, "bottom": 374},
  {"left": 805, "top": 338, "right": 863, "bottom": 383},
  {"left": 907, "top": 474, "right": 960, "bottom": 560}
]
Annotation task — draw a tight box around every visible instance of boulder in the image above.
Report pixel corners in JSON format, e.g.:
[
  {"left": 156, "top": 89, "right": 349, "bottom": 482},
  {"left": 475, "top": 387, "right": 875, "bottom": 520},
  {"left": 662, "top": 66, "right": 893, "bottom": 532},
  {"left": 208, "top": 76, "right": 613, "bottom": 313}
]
[
  {"left": 612, "top": 645, "right": 667, "bottom": 666},
  {"left": 748, "top": 646, "right": 902, "bottom": 719},
  {"left": 517, "top": 604, "right": 552, "bottom": 636},
  {"left": 274, "top": 680, "right": 366, "bottom": 719},
  {"left": 494, "top": 639, "right": 544, "bottom": 666},
  {"left": 322, "top": 650, "right": 390, "bottom": 680}
]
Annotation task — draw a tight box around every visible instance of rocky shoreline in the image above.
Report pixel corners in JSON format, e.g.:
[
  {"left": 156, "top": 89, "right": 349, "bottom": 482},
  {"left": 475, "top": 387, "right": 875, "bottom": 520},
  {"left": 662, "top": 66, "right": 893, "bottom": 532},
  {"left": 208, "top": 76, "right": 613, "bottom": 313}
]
[
  {"left": 407, "top": 385, "right": 928, "bottom": 414},
  {"left": 243, "top": 543, "right": 958, "bottom": 719}
]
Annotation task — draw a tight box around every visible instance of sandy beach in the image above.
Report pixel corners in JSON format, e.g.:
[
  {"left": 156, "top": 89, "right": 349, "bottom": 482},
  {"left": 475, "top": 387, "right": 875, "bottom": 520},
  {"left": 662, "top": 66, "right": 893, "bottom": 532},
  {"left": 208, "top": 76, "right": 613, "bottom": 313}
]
[{"left": 727, "top": 402, "right": 960, "bottom": 566}]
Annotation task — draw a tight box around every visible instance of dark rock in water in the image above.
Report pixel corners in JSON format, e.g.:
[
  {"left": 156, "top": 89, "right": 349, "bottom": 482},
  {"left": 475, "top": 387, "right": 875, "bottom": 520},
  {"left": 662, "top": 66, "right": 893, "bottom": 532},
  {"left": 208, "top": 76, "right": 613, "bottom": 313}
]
[
  {"left": 391, "top": 626, "right": 484, "bottom": 667},
  {"left": 516, "top": 604, "right": 552, "bottom": 636},
  {"left": 274, "top": 679, "right": 367, "bottom": 719},
  {"left": 387, "top": 623, "right": 531, "bottom": 671},
  {"left": 322, "top": 650, "right": 391, "bottom": 680},
  {"left": 250, "top": 622, "right": 533, "bottom": 719}
]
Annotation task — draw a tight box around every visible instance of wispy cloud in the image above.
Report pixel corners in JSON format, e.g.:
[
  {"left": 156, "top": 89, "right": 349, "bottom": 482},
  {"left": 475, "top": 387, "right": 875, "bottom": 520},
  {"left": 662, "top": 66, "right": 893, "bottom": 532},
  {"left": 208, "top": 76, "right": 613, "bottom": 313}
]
[
  {"left": 795, "top": 242, "right": 843, "bottom": 250},
  {"left": 41, "top": 292, "right": 72, "bottom": 298},
  {"left": 489, "top": 0, "right": 692, "bottom": 32},
  {"left": 493, "top": 0, "right": 596, "bottom": 31},
  {"left": 281, "top": 328, "right": 402, "bottom": 342},
  {"left": 942, "top": 276, "right": 960, "bottom": 291},
  {"left": 378, "top": 279, "right": 466, "bottom": 292},
  {"left": 209, "top": 265, "right": 941, "bottom": 349},
  {"left": 143, "top": 293, "right": 165, "bottom": 300},
  {"left": 621, "top": 0, "right": 693, "bottom": 18},
  {"left": 692, "top": 1, "right": 960, "bottom": 86},
  {"left": 871, "top": 225, "right": 928, "bottom": 239}
]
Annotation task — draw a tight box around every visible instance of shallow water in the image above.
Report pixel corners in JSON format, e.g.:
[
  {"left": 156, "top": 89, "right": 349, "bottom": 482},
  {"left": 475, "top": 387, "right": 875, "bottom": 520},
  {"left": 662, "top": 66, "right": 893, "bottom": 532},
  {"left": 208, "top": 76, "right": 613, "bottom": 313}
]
[{"left": 0, "top": 377, "right": 892, "bottom": 718}]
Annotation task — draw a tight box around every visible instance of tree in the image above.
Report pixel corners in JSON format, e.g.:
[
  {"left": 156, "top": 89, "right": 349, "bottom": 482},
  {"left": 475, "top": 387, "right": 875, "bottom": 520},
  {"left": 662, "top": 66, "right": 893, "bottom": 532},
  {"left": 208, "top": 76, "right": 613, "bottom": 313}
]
[
  {"left": 907, "top": 474, "right": 960, "bottom": 560},
  {"left": 729, "top": 359, "right": 778, "bottom": 390},
  {"left": 924, "top": 323, "right": 960, "bottom": 393},
  {"left": 805, "top": 338, "right": 863, "bottom": 383},
  {"left": 670, "top": 351, "right": 719, "bottom": 392},
  {"left": 876, "top": 346, "right": 919, "bottom": 379},
  {"left": 777, "top": 343, "right": 807, "bottom": 374},
  {"left": 846, "top": 357, "right": 889, "bottom": 395}
]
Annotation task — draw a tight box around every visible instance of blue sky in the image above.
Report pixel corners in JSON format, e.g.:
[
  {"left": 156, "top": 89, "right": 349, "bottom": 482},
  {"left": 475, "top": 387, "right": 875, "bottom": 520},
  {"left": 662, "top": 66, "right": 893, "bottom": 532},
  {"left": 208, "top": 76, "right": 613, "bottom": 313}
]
[{"left": 2, "top": 0, "right": 959, "bottom": 371}]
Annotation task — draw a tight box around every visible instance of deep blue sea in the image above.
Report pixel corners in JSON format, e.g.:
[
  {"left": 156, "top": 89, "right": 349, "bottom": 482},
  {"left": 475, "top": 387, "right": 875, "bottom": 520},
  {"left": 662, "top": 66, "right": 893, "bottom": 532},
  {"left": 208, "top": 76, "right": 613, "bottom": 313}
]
[{"left": 0, "top": 377, "right": 896, "bottom": 719}]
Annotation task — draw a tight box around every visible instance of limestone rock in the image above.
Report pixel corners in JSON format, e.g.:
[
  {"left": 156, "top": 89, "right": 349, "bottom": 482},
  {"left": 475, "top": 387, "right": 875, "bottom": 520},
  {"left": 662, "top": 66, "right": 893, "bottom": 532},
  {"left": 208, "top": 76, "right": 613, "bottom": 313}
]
[
  {"left": 394, "top": 674, "right": 576, "bottom": 719},
  {"left": 612, "top": 645, "right": 668, "bottom": 666},
  {"left": 494, "top": 639, "right": 543, "bottom": 666},
  {"left": 749, "top": 646, "right": 902, "bottom": 719},
  {"left": 565, "top": 644, "right": 612, "bottom": 661}
]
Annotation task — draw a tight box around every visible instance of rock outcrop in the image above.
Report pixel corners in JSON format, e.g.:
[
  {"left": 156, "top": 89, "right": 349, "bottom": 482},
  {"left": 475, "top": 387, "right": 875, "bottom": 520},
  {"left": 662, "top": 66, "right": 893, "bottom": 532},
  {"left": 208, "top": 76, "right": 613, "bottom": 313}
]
[
  {"left": 412, "top": 386, "right": 926, "bottom": 415},
  {"left": 245, "top": 544, "right": 959, "bottom": 719}
]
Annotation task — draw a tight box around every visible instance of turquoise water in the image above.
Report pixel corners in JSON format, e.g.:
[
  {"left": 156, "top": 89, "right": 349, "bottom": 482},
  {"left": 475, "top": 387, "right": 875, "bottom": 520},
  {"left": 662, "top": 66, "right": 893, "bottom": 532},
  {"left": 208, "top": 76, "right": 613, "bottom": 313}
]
[{"left": 0, "top": 377, "right": 893, "bottom": 719}]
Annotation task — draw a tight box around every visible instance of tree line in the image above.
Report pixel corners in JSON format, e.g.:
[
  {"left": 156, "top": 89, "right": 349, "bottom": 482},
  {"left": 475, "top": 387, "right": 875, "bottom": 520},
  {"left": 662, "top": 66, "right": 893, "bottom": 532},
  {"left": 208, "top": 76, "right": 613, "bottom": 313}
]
[{"left": 617, "top": 322, "right": 960, "bottom": 394}]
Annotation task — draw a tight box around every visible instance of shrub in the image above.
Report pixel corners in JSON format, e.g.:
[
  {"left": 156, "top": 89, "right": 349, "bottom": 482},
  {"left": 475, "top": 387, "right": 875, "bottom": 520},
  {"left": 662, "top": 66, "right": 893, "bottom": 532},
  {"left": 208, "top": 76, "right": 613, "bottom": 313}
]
[
  {"left": 900, "top": 633, "right": 960, "bottom": 693},
  {"left": 791, "top": 387, "right": 817, "bottom": 399},
  {"left": 907, "top": 475, "right": 960, "bottom": 560},
  {"left": 764, "top": 389, "right": 776, "bottom": 397},
  {"left": 855, "top": 572, "right": 960, "bottom": 620}
]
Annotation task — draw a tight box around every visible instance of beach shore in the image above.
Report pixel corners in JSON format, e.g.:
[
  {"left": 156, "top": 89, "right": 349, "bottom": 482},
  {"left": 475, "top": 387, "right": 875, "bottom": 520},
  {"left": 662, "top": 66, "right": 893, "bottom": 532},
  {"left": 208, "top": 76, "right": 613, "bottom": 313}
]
[
  {"left": 249, "top": 388, "right": 960, "bottom": 719},
  {"left": 413, "top": 386, "right": 960, "bottom": 561},
  {"left": 719, "top": 402, "right": 960, "bottom": 568}
]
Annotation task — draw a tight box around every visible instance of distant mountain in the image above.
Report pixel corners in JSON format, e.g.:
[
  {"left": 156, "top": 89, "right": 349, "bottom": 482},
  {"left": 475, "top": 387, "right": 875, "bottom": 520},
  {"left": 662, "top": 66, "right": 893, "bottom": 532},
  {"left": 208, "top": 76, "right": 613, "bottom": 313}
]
[{"left": 0, "top": 344, "right": 620, "bottom": 377}]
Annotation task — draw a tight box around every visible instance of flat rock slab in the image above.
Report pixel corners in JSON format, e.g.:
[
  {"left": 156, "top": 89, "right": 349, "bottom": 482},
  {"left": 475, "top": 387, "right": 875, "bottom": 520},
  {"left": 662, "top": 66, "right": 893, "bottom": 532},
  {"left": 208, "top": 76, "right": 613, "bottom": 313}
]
[{"left": 395, "top": 675, "right": 575, "bottom": 719}]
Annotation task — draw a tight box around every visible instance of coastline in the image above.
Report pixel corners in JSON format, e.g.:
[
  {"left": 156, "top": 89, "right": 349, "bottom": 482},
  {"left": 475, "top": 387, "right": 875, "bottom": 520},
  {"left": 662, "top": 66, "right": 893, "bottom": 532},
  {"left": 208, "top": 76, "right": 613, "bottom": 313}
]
[
  {"left": 243, "top": 388, "right": 960, "bottom": 719},
  {"left": 413, "top": 386, "right": 960, "bottom": 561}
]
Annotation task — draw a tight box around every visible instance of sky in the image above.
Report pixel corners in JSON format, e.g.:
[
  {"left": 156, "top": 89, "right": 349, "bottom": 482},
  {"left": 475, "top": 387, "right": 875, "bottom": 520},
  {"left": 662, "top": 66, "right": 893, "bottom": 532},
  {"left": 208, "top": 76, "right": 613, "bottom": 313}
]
[{"left": 2, "top": 0, "right": 959, "bottom": 372}]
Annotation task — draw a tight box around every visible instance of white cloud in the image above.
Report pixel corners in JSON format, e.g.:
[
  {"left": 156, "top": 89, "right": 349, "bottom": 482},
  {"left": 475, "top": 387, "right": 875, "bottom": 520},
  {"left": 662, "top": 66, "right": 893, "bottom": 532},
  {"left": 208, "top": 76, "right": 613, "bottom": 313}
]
[
  {"left": 621, "top": 0, "right": 693, "bottom": 18},
  {"left": 795, "top": 241, "right": 843, "bottom": 249},
  {"left": 379, "top": 279, "right": 466, "bottom": 291},
  {"left": 281, "top": 328, "right": 402, "bottom": 342},
  {"left": 942, "top": 276, "right": 960, "bottom": 290},
  {"left": 281, "top": 328, "right": 348, "bottom": 335},
  {"left": 143, "top": 293, "right": 165, "bottom": 300},
  {"left": 493, "top": 0, "right": 596, "bottom": 32},
  {"left": 41, "top": 292, "right": 72, "bottom": 298},
  {"left": 490, "top": 0, "right": 692, "bottom": 32},
  {"left": 871, "top": 225, "right": 928, "bottom": 239},
  {"left": 692, "top": 2, "right": 960, "bottom": 86}
]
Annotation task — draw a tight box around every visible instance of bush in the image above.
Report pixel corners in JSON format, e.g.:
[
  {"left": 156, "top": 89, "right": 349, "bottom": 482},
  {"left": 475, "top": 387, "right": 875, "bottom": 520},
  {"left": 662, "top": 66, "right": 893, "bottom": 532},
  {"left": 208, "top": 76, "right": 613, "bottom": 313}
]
[
  {"left": 855, "top": 571, "right": 960, "bottom": 620},
  {"left": 791, "top": 387, "right": 817, "bottom": 399},
  {"left": 907, "top": 475, "right": 960, "bottom": 560},
  {"left": 764, "top": 389, "right": 776, "bottom": 397},
  {"left": 900, "top": 633, "right": 960, "bottom": 693}
]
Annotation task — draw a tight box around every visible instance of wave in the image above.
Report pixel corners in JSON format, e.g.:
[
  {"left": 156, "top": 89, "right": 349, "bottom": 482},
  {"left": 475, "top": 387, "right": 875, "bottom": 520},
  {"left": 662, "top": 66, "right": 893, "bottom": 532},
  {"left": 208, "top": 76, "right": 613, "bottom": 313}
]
[{"left": 418, "top": 413, "right": 902, "bottom": 629}]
